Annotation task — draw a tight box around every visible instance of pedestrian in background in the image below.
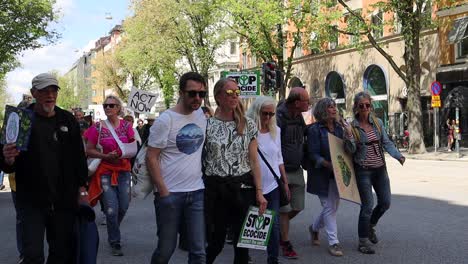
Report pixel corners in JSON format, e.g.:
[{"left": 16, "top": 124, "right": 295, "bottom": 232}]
[
  {"left": 204, "top": 78, "right": 267, "bottom": 264},
  {"left": 141, "top": 114, "right": 156, "bottom": 143},
  {"left": 276, "top": 87, "right": 309, "bottom": 259},
  {"left": 1, "top": 73, "right": 89, "bottom": 263},
  {"left": 246, "top": 96, "right": 290, "bottom": 264},
  {"left": 305, "top": 98, "right": 355, "bottom": 257},
  {"left": 86, "top": 95, "right": 135, "bottom": 256},
  {"left": 146, "top": 72, "right": 207, "bottom": 264},
  {"left": 350, "top": 91, "right": 405, "bottom": 254}
]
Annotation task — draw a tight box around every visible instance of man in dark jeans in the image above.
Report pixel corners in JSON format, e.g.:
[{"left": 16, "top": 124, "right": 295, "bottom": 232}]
[{"left": 1, "top": 73, "right": 89, "bottom": 264}]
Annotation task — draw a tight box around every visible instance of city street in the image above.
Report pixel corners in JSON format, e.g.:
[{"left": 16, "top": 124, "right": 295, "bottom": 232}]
[{"left": 0, "top": 158, "right": 467, "bottom": 264}]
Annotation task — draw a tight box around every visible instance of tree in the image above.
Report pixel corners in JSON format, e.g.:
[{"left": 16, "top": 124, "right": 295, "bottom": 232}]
[
  {"left": 334, "top": 0, "right": 442, "bottom": 153},
  {"left": 0, "top": 77, "right": 13, "bottom": 124},
  {"left": 0, "top": 0, "right": 59, "bottom": 75},
  {"left": 50, "top": 72, "right": 82, "bottom": 110},
  {"left": 92, "top": 50, "right": 128, "bottom": 99},
  {"left": 221, "top": 0, "right": 340, "bottom": 99},
  {"left": 123, "top": 0, "right": 229, "bottom": 106}
]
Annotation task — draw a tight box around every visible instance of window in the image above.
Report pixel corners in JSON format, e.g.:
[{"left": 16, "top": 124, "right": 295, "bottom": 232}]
[
  {"left": 363, "top": 65, "right": 388, "bottom": 127},
  {"left": 371, "top": 11, "right": 384, "bottom": 39},
  {"left": 456, "top": 37, "right": 468, "bottom": 59},
  {"left": 92, "top": 89, "right": 97, "bottom": 97},
  {"left": 310, "top": 0, "right": 319, "bottom": 16},
  {"left": 251, "top": 54, "right": 257, "bottom": 68},
  {"left": 345, "top": 9, "right": 362, "bottom": 45},
  {"left": 230, "top": 42, "right": 237, "bottom": 55},
  {"left": 394, "top": 13, "right": 402, "bottom": 34},
  {"left": 242, "top": 52, "right": 247, "bottom": 69},
  {"left": 294, "top": 41, "right": 303, "bottom": 58},
  {"left": 329, "top": 26, "right": 338, "bottom": 50},
  {"left": 325, "top": 71, "right": 346, "bottom": 115}
]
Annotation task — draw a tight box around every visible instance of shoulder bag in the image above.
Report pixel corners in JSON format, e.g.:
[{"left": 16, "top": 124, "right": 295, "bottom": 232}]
[
  {"left": 257, "top": 148, "right": 289, "bottom": 207},
  {"left": 87, "top": 124, "right": 102, "bottom": 176},
  {"left": 104, "top": 119, "right": 138, "bottom": 159}
]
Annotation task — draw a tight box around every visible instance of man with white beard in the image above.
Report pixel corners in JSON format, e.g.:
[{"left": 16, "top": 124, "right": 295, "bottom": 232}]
[{"left": 1, "top": 73, "right": 89, "bottom": 263}]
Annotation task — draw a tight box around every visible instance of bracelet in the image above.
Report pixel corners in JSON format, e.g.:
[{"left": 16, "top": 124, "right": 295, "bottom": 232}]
[{"left": 80, "top": 191, "right": 88, "bottom": 196}]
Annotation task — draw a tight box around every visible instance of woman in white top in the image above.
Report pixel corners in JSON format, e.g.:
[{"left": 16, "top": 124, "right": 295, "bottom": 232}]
[{"left": 246, "top": 96, "right": 291, "bottom": 264}]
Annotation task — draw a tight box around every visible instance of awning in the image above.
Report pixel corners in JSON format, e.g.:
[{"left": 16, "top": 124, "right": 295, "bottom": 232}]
[
  {"left": 436, "top": 63, "right": 468, "bottom": 84},
  {"left": 448, "top": 16, "right": 468, "bottom": 44}
]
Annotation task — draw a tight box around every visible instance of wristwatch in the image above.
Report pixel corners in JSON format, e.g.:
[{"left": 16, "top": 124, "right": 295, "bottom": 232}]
[{"left": 80, "top": 191, "right": 89, "bottom": 196}]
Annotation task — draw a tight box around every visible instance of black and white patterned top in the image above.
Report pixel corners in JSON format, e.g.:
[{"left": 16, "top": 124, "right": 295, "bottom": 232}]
[{"left": 204, "top": 116, "right": 258, "bottom": 177}]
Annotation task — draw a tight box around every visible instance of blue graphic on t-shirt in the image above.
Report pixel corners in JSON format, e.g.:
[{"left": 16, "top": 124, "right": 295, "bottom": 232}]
[{"left": 176, "top": 123, "right": 204, "bottom": 155}]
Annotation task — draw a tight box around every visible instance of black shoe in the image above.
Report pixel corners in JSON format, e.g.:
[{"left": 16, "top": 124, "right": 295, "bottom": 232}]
[
  {"left": 369, "top": 225, "right": 379, "bottom": 244},
  {"left": 358, "top": 241, "right": 375, "bottom": 254},
  {"left": 111, "top": 243, "right": 124, "bottom": 256}
]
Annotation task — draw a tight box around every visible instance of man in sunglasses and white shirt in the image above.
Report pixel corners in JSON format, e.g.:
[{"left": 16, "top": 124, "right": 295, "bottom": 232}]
[{"left": 146, "top": 72, "right": 207, "bottom": 264}]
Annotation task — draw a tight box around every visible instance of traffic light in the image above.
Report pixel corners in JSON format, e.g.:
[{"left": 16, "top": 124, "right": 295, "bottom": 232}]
[{"left": 262, "top": 61, "right": 278, "bottom": 93}]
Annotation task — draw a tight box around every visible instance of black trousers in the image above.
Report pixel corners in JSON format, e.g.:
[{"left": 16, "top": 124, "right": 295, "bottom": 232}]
[
  {"left": 205, "top": 175, "right": 256, "bottom": 264},
  {"left": 17, "top": 202, "right": 77, "bottom": 264}
]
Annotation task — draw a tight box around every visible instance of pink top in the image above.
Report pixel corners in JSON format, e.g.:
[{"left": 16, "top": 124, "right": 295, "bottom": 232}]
[{"left": 86, "top": 119, "right": 135, "bottom": 159}]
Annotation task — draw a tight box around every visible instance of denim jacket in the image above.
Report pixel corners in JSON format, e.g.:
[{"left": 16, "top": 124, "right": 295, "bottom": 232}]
[
  {"left": 350, "top": 116, "right": 403, "bottom": 167},
  {"left": 305, "top": 121, "right": 355, "bottom": 196}
]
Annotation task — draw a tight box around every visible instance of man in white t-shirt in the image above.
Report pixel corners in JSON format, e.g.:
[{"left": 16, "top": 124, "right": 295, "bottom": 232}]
[{"left": 146, "top": 72, "right": 207, "bottom": 264}]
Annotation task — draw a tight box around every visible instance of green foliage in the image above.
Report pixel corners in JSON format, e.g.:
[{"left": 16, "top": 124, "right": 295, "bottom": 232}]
[
  {"left": 0, "top": 77, "right": 12, "bottom": 124},
  {"left": 121, "top": 0, "right": 228, "bottom": 106},
  {"left": 0, "top": 0, "right": 59, "bottom": 75},
  {"left": 53, "top": 72, "right": 82, "bottom": 111}
]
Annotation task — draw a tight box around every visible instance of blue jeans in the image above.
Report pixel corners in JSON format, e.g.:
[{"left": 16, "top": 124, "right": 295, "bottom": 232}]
[
  {"left": 151, "top": 189, "right": 205, "bottom": 264},
  {"left": 356, "top": 166, "right": 391, "bottom": 238},
  {"left": 264, "top": 188, "right": 280, "bottom": 264},
  {"left": 100, "top": 171, "right": 131, "bottom": 245}
]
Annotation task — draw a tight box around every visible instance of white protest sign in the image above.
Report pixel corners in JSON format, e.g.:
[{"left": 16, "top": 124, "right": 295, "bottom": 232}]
[
  {"left": 237, "top": 206, "right": 275, "bottom": 250},
  {"left": 127, "top": 87, "right": 158, "bottom": 114}
]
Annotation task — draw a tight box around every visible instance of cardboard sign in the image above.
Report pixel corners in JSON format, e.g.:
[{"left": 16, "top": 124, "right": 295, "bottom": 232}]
[
  {"left": 328, "top": 133, "right": 361, "bottom": 205},
  {"left": 127, "top": 87, "right": 158, "bottom": 114},
  {"left": 221, "top": 71, "right": 260, "bottom": 97},
  {"left": 1, "top": 105, "right": 34, "bottom": 151},
  {"left": 237, "top": 206, "right": 275, "bottom": 250}
]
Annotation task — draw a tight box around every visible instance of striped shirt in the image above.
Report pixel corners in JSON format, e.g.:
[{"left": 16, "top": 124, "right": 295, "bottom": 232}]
[{"left": 362, "top": 130, "right": 384, "bottom": 168}]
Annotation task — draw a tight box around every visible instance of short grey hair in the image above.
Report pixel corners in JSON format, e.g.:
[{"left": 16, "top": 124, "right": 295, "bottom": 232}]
[
  {"left": 313, "top": 97, "right": 336, "bottom": 123},
  {"left": 104, "top": 95, "right": 124, "bottom": 116},
  {"left": 246, "top": 96, "right": 278, "bottom": 139},
  {"left": 353, "top": 91, "right": 373, "bottom": 116}
]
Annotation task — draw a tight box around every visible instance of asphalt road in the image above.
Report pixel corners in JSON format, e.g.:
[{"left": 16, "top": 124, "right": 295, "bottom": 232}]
[{"left": 0, "top": 158, "right": 467, "bottom": 264}]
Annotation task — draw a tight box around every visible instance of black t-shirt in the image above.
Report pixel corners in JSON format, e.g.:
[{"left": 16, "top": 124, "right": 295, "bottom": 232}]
[{"left": 30, "top": 114, "right": 61, "bottom": 203}]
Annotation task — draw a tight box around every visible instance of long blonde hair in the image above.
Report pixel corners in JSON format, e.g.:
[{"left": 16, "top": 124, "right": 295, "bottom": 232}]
[{"left": 213, "top": 78, "right": 246, "bottom": 135}]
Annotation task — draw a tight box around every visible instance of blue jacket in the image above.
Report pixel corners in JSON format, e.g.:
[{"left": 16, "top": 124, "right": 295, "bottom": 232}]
[
  {"left": 350, "top": 116, "right": 403, "bottom": 167},
  {"left": 305, "top": 121, "right": 355, "bottom": 197}
]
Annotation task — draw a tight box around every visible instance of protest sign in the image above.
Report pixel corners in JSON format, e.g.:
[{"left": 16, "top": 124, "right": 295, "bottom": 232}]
[
  {"left": 127, "top": 87, "right": 158, "bottom": 114},
  {"left": 221, "top": 71, "right": 260, "bottom": 97},
  {"left": 1, "top": 105, "right": 34, "bottom": 151},
  {"left": 237, "top": 206, "right": 275, "bottom": 250},
  {"left": 328, "top": 133, "right": 361, "bottom": 205}
]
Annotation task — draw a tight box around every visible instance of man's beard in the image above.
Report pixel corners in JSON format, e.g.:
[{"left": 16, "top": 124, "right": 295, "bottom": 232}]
[{"left": 42, "top": 104, "right": 55, "bottom": 114}]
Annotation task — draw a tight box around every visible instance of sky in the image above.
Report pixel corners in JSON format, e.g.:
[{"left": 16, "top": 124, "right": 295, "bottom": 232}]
[{"left": 6, "top": 0, "right": 131, "bottom": 103}]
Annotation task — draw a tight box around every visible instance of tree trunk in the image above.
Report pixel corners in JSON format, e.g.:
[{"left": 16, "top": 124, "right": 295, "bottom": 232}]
[{"left": 405, "top": 31, "right": 426, "bottom": 154}]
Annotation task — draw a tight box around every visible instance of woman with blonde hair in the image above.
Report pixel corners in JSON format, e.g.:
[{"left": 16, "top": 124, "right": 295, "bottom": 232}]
[
  {"left": 246, "top": 96, "right": 290, "bottom": 264},
  {"left": 86, "top": 95, "right": 136, "bottom": 256},
  {"left": 204, "top": 78, "right": 267, "bottom": 264}
]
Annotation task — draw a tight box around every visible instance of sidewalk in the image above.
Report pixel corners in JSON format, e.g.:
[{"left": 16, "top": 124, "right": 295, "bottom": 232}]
[{"left": 400, "top": 147, "right": 468, "bottom": 162}]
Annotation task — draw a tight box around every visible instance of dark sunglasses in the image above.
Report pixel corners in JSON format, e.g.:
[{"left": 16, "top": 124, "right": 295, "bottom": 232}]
[
  {"left": 359, "top": 103, "right": 371, "bottom": 109},
  {"left": 261, "top": 111, "right": 276, "bottom": 117},
  {"left": 103, "top": 103, "right": 118, "bottom": 109},
  {"left": 225, "top": 89, "right": 241, "bottom": 96},
  {"left": 185, "top": 90, "right": 207, "bottom": 98}
]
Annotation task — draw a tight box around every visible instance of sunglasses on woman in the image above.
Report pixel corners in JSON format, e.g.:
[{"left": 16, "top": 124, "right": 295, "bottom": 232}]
[
  {"left": 359, "top": 103, "right": 371, "bottom": 109},
  {"left": 185, "top": 90, "right": 207, "bottom": 98},
  {"left": 225, "top": 89, "right": 241, "bottom": 96},
  {"left": 261, "top": 111, "right": 275, "bottom": 117},
  {"left": 103, "top": 103, "right": 118, "bottom": 108}
]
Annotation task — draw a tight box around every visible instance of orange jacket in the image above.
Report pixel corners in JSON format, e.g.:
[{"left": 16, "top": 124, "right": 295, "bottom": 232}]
[{"left": 88, "top": 160, "right": 131, "bottom": 207}]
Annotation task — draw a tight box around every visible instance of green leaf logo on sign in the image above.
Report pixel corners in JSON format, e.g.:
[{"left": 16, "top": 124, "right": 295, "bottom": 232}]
[
  {"left": 254, "top": 215, "right": 265, "bottom": 230},
  {"left": 239, "top": 75, "right": 249, "bottom": 86}
]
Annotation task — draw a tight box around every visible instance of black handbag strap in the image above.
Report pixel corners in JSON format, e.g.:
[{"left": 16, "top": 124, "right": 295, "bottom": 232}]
[{"left": 257, "top": 148, "right": 281, "bottom": 182}]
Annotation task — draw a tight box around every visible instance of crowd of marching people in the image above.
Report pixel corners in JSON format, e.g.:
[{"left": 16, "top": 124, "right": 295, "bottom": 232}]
[{"left": 0, "top": 71, "right": 405, "bottom": 264}]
